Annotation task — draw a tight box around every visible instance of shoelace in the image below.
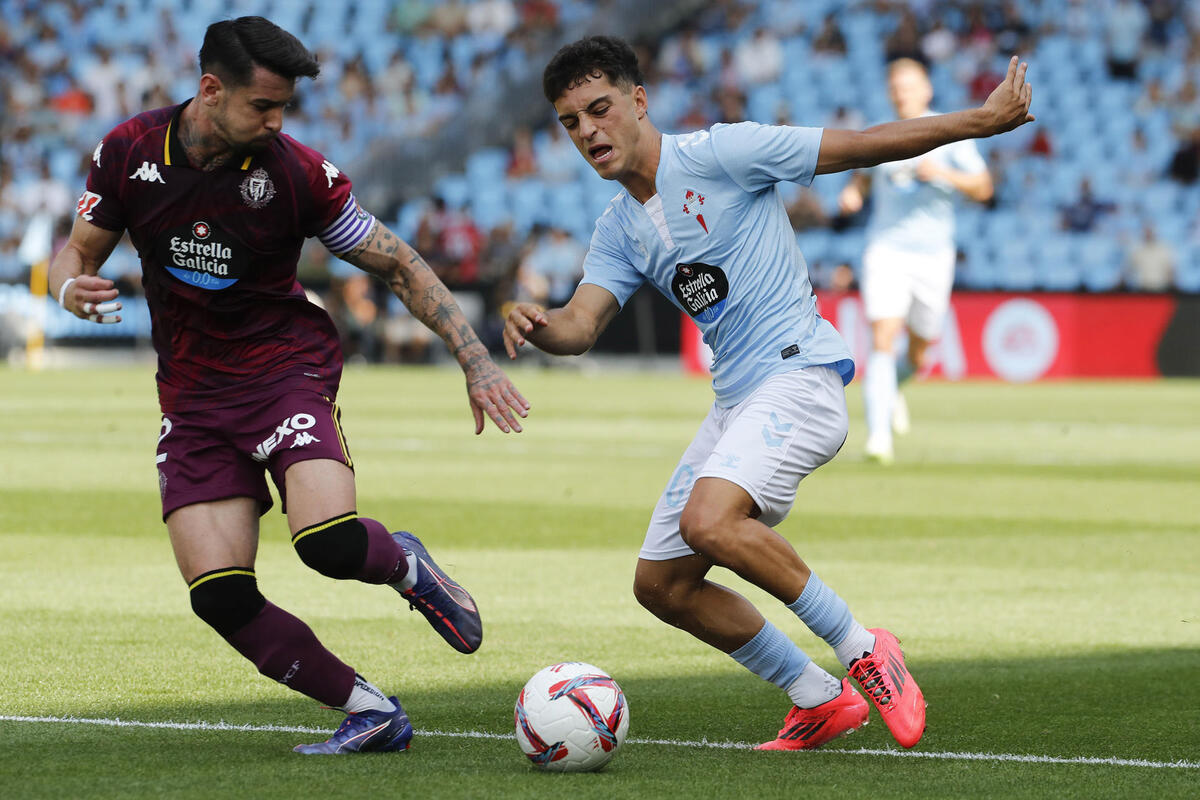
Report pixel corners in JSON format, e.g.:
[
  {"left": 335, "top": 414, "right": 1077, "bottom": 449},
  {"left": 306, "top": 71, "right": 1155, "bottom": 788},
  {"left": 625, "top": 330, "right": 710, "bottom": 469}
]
[{"left": 854, "top": 660, "right": 894, "bottom": 708}]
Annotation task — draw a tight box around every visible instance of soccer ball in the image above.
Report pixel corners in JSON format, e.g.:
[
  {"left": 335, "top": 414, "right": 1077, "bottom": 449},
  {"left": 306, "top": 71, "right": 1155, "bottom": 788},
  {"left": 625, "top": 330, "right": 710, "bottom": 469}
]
[{"left": 514, "top": 661, "right": 630, "bottom": 772}]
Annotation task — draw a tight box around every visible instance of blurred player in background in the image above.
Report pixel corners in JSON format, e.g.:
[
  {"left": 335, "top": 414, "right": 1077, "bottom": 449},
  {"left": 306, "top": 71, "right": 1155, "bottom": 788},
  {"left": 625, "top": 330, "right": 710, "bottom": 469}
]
[
  {"left": 506, "top": 36, "right": 1031, "bottom": 751},
  {"left": 839, "top": 58, "right": 994, "bottom": 464},
  {"left": 48, "top": 17, "right": 529, "bottom": 755}
]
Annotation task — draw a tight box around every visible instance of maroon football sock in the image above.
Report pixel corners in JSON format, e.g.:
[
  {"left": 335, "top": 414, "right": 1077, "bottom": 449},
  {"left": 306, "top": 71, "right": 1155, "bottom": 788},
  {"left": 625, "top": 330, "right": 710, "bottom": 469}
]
[
  {"left": 225, "top": 601, "right": 355, "bottom": 707},
  {"left": 356, "top": 516, "right": 408, "bottom": 584}
]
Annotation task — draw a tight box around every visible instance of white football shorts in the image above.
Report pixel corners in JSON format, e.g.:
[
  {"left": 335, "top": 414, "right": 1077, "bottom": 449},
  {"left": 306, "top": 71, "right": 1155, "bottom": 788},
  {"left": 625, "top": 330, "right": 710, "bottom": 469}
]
[
  {"left": 861, "top": 242, "right": 956, "bottom": 340},
  {"left": 639, "top": 365, "right": 849, "bottom": 561}
]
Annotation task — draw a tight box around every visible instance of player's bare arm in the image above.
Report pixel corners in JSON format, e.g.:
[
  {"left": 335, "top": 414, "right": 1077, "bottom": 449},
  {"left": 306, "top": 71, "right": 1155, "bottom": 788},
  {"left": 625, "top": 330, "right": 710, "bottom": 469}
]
[
  {"left": 837, "top": 171, "right": 873, "bottom": 215},
  {"left": 47, "top": 216, "right": 125, "bottom": 324},
  {"left": 344, "top": 219, "right": 530, "bottom": 434},
  {"left": 816, "top": 56, "right": 1033, "bottom": 175},
  {"left": 914, "top": 160, "right": 994, "bottom": 202},
  {"left": 503, "top": 283, "right": 620, "bottom": 360}
]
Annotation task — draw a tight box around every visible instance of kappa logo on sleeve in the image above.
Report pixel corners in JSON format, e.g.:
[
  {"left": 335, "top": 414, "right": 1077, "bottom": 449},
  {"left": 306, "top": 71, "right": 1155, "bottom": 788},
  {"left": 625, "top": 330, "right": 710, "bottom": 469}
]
[
  {"left": 76, "top": 191, "right": 102, "bottom": 221},
  {"left": 321, "top": 159, "right": 340, "bottom": 188},
  {"left": 92, "top": 140, "right": 103, "bottom": 167},
  {"left": 129, "top": 161, "right": 166, "bottom": 184}
]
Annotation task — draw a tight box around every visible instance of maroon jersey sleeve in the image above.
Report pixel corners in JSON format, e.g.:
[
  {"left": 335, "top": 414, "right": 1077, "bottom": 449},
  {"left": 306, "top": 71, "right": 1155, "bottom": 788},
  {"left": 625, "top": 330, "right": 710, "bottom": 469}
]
[
  {"left": 77, "top": 127, "right": 133, "bottom": 232},
  {"left": 284, "top": 136, "right": 355, "bottom": 236}
]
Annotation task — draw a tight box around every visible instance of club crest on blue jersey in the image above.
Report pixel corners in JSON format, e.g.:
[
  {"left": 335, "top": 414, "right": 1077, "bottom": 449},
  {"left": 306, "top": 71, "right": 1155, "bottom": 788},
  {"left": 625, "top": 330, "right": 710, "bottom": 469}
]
[
  {"left": 159, "top": 221, "right": 245, "bottom": 290},
  {"left": 682, "top": 188, "right": 708, "bottom": 233},
  {"left": 671, "top": 262, "right": 728, "bottom": 323}
]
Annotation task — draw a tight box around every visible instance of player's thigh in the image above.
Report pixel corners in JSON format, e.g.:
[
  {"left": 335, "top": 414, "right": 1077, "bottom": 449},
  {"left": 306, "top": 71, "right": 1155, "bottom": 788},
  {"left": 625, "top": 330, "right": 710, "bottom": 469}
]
[
  {"left": 245, "top": 390, "right": 356, "bottom": 519},
  {"left": 167, "top": 497, "right": 261, "bottom": 583},
  {"left": 861, "top": 243, "right": 915, "bottom": 324},
  {"left": 283, "top": 458, "right": 357, "bottom": 535},
  {"left": 871, "top": 316, "right": 906, "bottom": 352},
  {"left": 699, "top": 367, "right": 848, "bottom": 528},
  {"left": 157, "top": 412, "right": 273, "bottom": 520},
  {"left": 906, "top": 248, "right": 955, "bottom": 340},
  {"left": 640, "top": 405, "right": 726, "bottom": 562}
]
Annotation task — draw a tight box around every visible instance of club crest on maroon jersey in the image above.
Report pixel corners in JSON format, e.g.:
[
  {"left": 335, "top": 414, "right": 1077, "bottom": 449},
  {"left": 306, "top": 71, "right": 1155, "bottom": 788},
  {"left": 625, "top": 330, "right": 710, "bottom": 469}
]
[{"left": 240, "top": 168, "right": 276, "bottom": 209}]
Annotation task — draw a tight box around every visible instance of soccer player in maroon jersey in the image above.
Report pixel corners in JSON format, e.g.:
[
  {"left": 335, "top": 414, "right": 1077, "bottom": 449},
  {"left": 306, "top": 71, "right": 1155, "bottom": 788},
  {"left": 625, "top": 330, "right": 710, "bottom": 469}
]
[{"left": 47, "top": 17, "right": 529, "bottom": 754}]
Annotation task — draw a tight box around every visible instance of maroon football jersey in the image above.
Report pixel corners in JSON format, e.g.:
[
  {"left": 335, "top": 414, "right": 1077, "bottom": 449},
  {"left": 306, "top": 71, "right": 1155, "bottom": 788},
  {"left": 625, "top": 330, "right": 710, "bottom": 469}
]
[{"left": 80, "top": 101, "right": 357, "bottom": 412}]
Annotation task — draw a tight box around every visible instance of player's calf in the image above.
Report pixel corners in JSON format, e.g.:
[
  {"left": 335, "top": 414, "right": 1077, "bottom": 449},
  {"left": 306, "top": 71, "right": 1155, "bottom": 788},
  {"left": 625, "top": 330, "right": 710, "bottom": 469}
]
[{"left": 292, "top": 513, "right": 408, "bottom": 583}]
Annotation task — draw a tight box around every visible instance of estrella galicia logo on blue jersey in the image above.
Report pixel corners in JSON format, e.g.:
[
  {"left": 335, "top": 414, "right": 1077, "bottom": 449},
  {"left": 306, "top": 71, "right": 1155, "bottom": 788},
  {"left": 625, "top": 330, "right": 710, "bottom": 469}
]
[
  {"left": 671, "top": 262, "right": 728, "bottom": 324},
  {"left": 158, "top": 221, "right": 245, "bottom": 290}
]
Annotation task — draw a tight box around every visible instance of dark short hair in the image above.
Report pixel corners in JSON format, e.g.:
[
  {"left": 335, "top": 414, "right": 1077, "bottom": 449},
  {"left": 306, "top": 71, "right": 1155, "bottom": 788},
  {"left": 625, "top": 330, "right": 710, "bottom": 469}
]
[
  {"left": 543, "top": 35, "right": 644, "bottom": 104},
  {"left": 199, "top": 16, "right": 319, "bottom": 87}
]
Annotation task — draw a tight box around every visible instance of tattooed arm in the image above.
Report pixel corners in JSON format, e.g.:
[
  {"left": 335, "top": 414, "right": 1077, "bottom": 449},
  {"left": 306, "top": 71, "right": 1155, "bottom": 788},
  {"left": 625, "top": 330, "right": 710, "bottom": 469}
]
[{"left": 342, "top": 220, "right": 530, "bottom": 434}]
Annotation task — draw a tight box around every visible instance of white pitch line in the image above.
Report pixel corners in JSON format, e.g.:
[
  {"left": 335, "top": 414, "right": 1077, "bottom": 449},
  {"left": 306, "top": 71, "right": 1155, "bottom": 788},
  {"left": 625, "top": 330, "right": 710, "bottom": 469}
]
[{"left": 2, "top": 715, "right": 1197, "bottom": 770}]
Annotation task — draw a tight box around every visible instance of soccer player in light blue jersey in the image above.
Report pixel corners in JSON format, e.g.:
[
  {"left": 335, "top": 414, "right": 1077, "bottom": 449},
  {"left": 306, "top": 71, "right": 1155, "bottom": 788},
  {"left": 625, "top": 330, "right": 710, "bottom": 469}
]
[
  {"left": 839, "top": 58, "right": 995, "bottom": 463},
  {"left": 504, "top": 36, "right": 1032, "bottom": 751}
]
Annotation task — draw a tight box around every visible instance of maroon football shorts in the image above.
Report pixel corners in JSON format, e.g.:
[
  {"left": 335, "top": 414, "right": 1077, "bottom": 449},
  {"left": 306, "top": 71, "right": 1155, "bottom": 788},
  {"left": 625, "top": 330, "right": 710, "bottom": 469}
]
[{"left": 156, "top": 389, "right": 354, "bottom": 520}]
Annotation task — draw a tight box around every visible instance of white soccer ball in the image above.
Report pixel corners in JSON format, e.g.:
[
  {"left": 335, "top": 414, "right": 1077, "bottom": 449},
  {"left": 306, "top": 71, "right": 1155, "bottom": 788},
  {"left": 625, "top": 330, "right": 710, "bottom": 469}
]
[{"left": 514, "top": 661, "right": 630, "bottom": 772}]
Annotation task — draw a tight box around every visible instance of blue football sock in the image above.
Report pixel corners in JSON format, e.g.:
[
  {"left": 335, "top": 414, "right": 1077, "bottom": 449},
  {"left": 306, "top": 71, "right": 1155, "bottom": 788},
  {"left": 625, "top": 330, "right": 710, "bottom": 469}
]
[
  {"left": 788, "top": 573, "right": 875, "bottom": 669},
  {"left": 728, "top": 620, "right": 810, "bottom": 691}
]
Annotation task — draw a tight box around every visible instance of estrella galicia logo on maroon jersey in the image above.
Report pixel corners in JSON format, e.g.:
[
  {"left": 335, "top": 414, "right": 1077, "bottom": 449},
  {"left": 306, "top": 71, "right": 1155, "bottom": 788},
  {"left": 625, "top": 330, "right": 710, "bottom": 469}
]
[
  {"left": 671, "top": 262, "right": 728, "bottom": 323},
  {"left": 158, "top": 222, "right": 246, "bottom": 290}
]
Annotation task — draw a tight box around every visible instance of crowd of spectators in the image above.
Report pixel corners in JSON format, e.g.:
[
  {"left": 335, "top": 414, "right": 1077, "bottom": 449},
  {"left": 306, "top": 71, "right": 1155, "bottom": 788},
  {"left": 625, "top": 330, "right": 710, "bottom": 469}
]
[{"left": 3, "top": 0, "right": 1200, "bottom": 363}]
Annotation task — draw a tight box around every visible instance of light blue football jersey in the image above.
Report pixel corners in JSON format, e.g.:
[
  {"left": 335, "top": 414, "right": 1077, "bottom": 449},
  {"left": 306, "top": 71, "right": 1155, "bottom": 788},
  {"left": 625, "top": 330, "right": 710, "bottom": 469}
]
[
  {"left": 581, "top": 122, "right": 854, "bottom": 407},
  {"left": 865, "top": 112, "right": 988, "bottom": 254}
]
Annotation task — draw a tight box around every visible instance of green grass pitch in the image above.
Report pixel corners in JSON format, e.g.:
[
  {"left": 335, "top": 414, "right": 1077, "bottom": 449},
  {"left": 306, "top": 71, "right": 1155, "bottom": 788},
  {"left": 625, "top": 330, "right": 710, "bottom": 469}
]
[{"left": 1, "top": 364, "right": 1197, "bottom": 799}]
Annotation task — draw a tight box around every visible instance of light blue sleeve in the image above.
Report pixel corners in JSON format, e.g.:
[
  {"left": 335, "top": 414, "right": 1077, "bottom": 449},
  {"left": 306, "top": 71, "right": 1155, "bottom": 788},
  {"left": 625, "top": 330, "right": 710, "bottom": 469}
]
[
  {"left": 709, "top": 121, "right": 824, "bottom": 193},
  {"left": 579, "top": 214, "right": 645, "bottom": 308},
  {"left": 949, "top": 138, "right": 988, "bottom": 174}
]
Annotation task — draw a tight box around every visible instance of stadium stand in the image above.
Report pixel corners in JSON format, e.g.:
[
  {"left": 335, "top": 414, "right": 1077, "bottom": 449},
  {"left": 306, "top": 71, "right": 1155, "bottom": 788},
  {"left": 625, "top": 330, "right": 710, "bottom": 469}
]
[{"left": 1, "top": 0, "right": 1197, "bottom": 359}]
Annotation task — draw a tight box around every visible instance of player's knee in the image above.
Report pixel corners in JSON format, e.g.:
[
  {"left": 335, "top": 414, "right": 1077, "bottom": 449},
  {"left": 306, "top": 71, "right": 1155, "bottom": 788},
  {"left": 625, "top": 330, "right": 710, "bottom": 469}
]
[
  {"left": 189, "top": 569, "right": 266, "bottom": 638},
  {"left": 632, "top": 571, "right": 690, "bottom": 621},
  {"left": 292, "top": 514, "right": 368, "bottom": 579},
  {"left": 678, "top": 506, "right": 729, "bottom": 559}
]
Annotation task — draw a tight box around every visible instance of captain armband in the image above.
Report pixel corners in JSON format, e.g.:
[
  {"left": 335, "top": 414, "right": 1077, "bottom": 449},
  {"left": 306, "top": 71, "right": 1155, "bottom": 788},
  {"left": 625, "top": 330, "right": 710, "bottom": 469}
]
[{"left": 317, "top": 193, "right": 376, "bottom": 256}]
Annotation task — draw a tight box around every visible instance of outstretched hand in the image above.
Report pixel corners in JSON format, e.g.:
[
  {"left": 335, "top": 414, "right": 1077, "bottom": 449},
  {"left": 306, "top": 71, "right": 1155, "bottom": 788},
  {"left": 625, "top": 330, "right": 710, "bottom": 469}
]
[
  {"left": 60, "top": 274, "right": 122, "bottom": 324},
  {"left": 982, "top": 56, "right": 1035, "bottom": 135},
  {"left": 464, "top": 357, "right": 531, "bottom": 434},
  {"left": 502, "top": 302, "right": 549, "bottom": 360}
]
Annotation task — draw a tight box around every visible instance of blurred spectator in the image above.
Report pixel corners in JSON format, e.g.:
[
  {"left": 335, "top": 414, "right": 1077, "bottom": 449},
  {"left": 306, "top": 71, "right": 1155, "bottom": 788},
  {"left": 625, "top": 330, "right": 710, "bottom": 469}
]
[
  {"left": 1167, "top": 79, "right": 1200, "bottom": 139},
  {"left": 1167, "top": 127, "right": 1200, "bottom": 184},
  {"left": 467, "top": 0, "right": 518, "bottom": 39},
  {"left": 1060, "top": 179, "right": 1117, "bottom": 232},
  {"left": 507, "top": 126, "right": 539, "bottom": 179},
  {"left": 828, "top": 105, "right": 866, "bottom": 131},
  {"left": 734, "top": 27, "right": 783, "bottom": 86},
  {"left": 657, "top": 24, "right": 714, "bottom": 83},
  {"left": 14, "top": 162, "right": 74, "bottom": 220},
  {"left": 519, "top": 0, "right": 560, "bottom": 31},
  {"left": 517, "top": 225, "right": 585, "bottom": 307},
  {"left": 425, "top": 0, "right": 469, "bottom": 36},
  {"left": 715, "top": 87, "right": 746, "bottom": 123},
  {"left": 1125, "top": 224, "right": 1176, "bottom": 291},
  {"left": 885, "top": 10, "right": 926, "bottom": 65},
  {"left": 812, "top": 14, "right": 848, "bottom": 57},
  {"left": 438, "top": 205, "right": 486, "bottom": 289},
  {"left": 1027, "top": 127, "right": 1054, "bottom": 158},
  {"left": 332, "top": 273, "right": 382, "bottom": 362},
  {"left": 1105, "top": 0, "right": 1149, "bottom": 79},
  {"left": 921, "top": 21, "right": 957, "bottom": 64},
  {"left": 785, "top": 187, "right": 829, "bottom": 232},
  {"left": 79, "top": 46, "right": 126, "bottom": 123}
]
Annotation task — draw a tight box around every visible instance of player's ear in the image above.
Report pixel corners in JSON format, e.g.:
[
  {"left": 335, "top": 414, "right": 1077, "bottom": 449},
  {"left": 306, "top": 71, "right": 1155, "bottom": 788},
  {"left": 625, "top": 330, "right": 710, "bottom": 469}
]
[
  {"left": 633, "top": 85, "right": 648, "bottom": 118},
  {"left": 198, "top": 73, "right": 223, "bottom": 105}
]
